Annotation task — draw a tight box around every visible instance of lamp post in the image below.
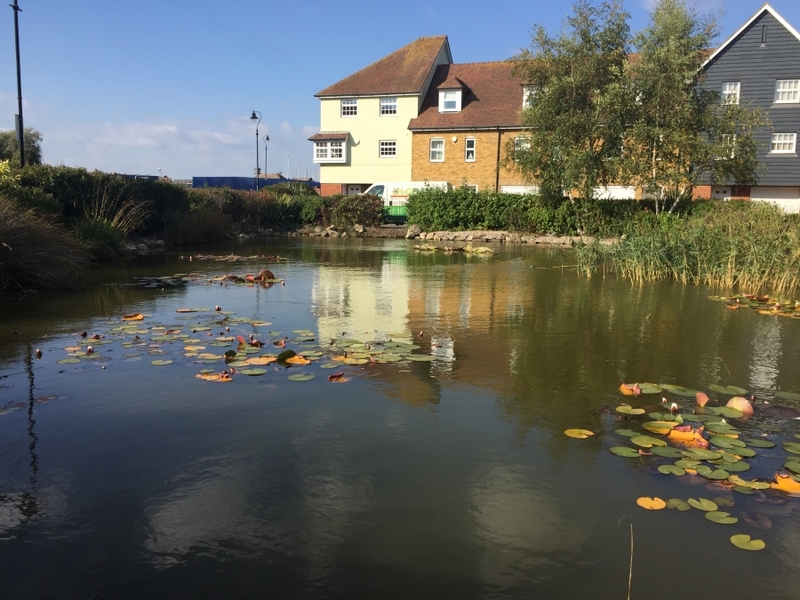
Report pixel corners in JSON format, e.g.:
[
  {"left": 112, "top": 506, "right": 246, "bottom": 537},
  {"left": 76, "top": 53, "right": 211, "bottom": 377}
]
[
  {"left": 250, "top": 110, "right": 261, "bottom": 191},
  {"left": 263, "top": 135, "right": 270, "bottom": 184},
  {"left": 11, "top": 0, "right": 25, "bottom": 167}
]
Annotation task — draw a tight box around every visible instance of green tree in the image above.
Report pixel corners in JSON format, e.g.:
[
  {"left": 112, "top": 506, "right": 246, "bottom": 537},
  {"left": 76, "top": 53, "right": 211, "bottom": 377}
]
[
  {"left": 0, "top": 127, "right": 43, "bottom": 168},
  {"left": 509, "top": 0, "right": 631, "bottom": 204},
  {"left": 617, "top": 0, "right": 767, "bottom": 213}
]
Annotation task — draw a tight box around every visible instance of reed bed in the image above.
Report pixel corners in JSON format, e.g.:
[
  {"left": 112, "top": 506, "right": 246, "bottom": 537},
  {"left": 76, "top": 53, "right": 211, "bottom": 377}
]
[{"left": 576, "top": 202, "right": 800, "bottom": 295}]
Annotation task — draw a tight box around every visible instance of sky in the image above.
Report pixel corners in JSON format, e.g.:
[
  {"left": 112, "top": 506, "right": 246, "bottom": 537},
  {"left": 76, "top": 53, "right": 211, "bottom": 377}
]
[{"left": 1, "top": 0, "right": 799, "bottom": 180}]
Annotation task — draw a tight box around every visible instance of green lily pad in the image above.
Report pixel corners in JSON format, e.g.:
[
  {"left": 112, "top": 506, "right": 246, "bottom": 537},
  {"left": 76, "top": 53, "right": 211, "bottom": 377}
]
[
  {"left": 564, "top": 429, "right": 595, "bottom": 439},
  {"left": 682, "top": 449, "right": 722, "bottom": 461},
  {"left": 674, "top": 459, "right": 702, "bottom": 469},
  {"left": 643, "top": 421, "right": 679, "bottom": 433},
  {"left": 666, "top": 498, "right": 691, "bottom": 511},
  {"left": 732, "top": 447, "right": 757, "bottom": 458},
  {"left": 288, "top": 373, "right": 315, "bottom": 382},
  {"left": 319, "top": 363, "right": 341, "bottom": 369},
  {"left": 710, "top": 435, "right": 738, "bottom": 449},
  {"left": 730, "top": 534, "right": 766, "bottom": 551},
  {"left": 638, "top": 383, "right": 662, "bottom": 395},
  {"left": 151, "top": 360, "right": 173, "bottom": 366},
  {"left": 226, "top": 360, "right": 249, "bottom": 367},
  {"left": 405, "top": 354, "right": 436, "bottom": 362},
  {"left": 688, "top": 498, "right": 718, "bottom": 511},
  {"left": 708, "top": 384, "right": 748, "bottom": 396},
  {"left": 783, "top": 442, "right": 800, "bottom": 455},
  {"left": 720, "top": 407, "right": 745, "bottom": 419},
  {"left": 614, "top": 428, "right": 640, "bottom": 438},
  {"left": 783, "top": 460, "right": 800, "bottom": 475},
  {"left": 276, "top": 349, "right": 297, "bottom": 362},
  {"left": 718, "top": 461, "right": 751, "bottom": 472},
  {"left": 631, "top": 435, "right": 667, "bottom": 448},
  {"left": 743, "top": 438, "right": 775, "bottom": 448},
  {"left": 705, "top": 422, "right": 740, "bottom": 435},
  {"left": 776, "top": 391, "right": 800, "bottom": 401},
  {"left": 733, "top": 486, "right": 756, "bottom": 495},
  {"left": 696, "top": 466, "right": 730, "bottom": 480},
  {"left": 659, "top": 384, "right": 701, "bottom": 397},
  {"left": 658, "top": 464, "right": 686, "bottom": 476},
  {"left": 609, "top": 446, "right": 641, "bottom": 458},
  {"left": 616, "top": 405, "right": 646, "bottom": 415},
  {"left": 240, "top": 368, "right": 267, "bottom": 376},
  {"left": 651, "top": 446, "right": 685, "bottom": 458},
  {"left": 757, "top": 424, "right": 783, "bottom": 432},
  {"left": 706, "top": 511, "right": 738, "bottom": 525},
  {"left": 56, "top": 358, "right": 81, "bottom": 364},
  {"left": 713, "top": 496, "right": 736, "bottom": 508}
]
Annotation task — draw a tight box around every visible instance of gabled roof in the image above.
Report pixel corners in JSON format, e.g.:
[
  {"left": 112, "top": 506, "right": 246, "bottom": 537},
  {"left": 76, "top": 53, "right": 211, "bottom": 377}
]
[
  {"left": 437, "top": 75, "right": 466, "bottom": 90},
  {"left": 308, "top": 132, "right": 350, "bottom": 142},
  {"left": 315, "top": 36, "right": 451, "bottom": 97},
  {"left": 703, "top": 3, "right": 800, "bottom": 67},
  {"left": 408, "top": 62, "right": 524, "bottom": 131}
]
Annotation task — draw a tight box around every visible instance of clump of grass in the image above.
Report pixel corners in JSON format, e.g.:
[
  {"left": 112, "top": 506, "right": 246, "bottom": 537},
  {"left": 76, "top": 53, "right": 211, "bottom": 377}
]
[
  {"left": 0, "top": 196, "right": 89, "bottom": 292},
  {"left": 576, "top": 202, "right": 800, "bottom": 294}
]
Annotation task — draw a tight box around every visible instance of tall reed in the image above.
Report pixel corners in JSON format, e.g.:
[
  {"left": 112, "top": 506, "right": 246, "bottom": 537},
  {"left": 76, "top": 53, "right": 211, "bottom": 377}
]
[{"left": 576, "top": 202, "right": 800, "bottom": 295}]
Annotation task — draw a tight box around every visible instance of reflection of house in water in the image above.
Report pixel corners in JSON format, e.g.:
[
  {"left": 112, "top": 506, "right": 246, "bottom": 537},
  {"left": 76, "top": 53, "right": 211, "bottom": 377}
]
[{"left": 311, "top": 252, "right": 410, "bottom": 343}]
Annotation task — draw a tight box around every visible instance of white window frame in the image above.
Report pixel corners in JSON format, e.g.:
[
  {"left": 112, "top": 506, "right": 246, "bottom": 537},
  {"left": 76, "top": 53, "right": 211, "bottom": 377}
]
[
  {"left": 721, "top": 82, "right": 740, "bottom": 105},
  {"left": 313, "top": 141, "right": 346, "bottom": 164},
  {"left": 380, "top": 97, "right": 397, "bottom": 116},
  {"left": 438, "top": 90, "right": 461, "bottom": 113},
  {"left": 514, "top": 137, "right": 531, "bottom": 152},
  {"left": 429, "top": 138, "right": 444, "bottom": 162},
  {"left": 718, "top": 134, "right": 736, "bottom": 159},
  {"left": 465, "top": 184, "right": 478, "bottom": 192},
  {"left": 770, "top": 133, "right": 797, "bottom": 153},
  {"left": 465, "top": 137, "right": 476, "bottom": 162},
  {"left": 341, "top": 98, "right": 358, "bottom": 117},
  {"left": 379, "top": 140, "right": 397, "bottom": 158},
  {"left": 775, "top": 80, "right": 800, "bottom": 104},
  {"left": 522, "top": 85, "right": 537, "bottom": 108}
]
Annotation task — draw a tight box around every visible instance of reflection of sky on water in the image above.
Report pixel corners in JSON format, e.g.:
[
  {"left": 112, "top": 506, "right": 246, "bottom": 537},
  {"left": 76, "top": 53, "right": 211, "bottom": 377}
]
[{"left": 469, "top": 464, "right": 589, "bottom": 588}]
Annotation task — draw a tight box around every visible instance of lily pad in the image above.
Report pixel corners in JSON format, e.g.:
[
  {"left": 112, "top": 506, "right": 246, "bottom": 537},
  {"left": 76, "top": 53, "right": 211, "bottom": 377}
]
[
  {"left": 319, "top": 363, "right": 341, "bottom": 369},
  {"left": 609, "top": 446, "right": 641, "bottom": 458},
  {"left": 718, "top": 461, "right": 751, "bottom": 473},
  {"left": 614, "top": 428, "right": 640, "bottom": 438},
  {"left": 710, "top": 435, "right": 745, "bottom": 449},
  {"left": 775, "top": 391, "right": 800, "bottom": 401},
  {"left": 674, "top": 459, "right": 702, "bottom": 469},
  {"left": 630, "top": 435, "right": 667, "bottom": 448},
  {"left": 705, "top": 511, "right": 738, "bottom": 525},
  {"left": 783, "top": 460, "right": 800, "bottom": 475},
  {"left": 708, "top": 384, "right": 748, "bottom": 396},
  {"left": 659, "top": 384, "right": 701, "bottom": 397},
  {"left": 682, "top": 449, "right": 722, "bottom": 461},
  {"left": 720, "top": 407, "right": 745, "bottom": 419},
  {"left": 732, "top": 447, "right": 757, "bottom": 458},
  {"left": 687, "top": 498, "right": 718, "bottom": 512},
  {"left": 616, "top": 404, "right": 646, "bottom": 416},
  {"left": 405, "top": 354, "right": 436, "bottom": 362},
  {"left": 151, "top": 360, "right": 173, "bottom": 366},
  {"left": 638, "top": 383, "right": 662, "bottom": 395},
  {"left": 713, "top": 496, "right": 736, "bottom": 508},
  {"left": 783, "top": 442, "right": 800, "bottom": 455},
  {"left": 666, "top": 498, "right": 691, "bottom": 511},
  {"left": 651, "top": 446, "right": 685, "bottom": 458},
  {"left": 56, "top": 358, "right": 81, "bottom": 364},
  {"left": 730, "top": 534, "right": 766, "bottom": 551},
  {"left": 733, "top": 486, "right": 756, "bottom": 495},
  {"left": 276, "top": 349, "right": 297, "bottom": 362},
  {"left": 643, "top": 421, "right": 678, "bottom": 433},
  {"left": 240, "top": 368, "right": 267, "bottom": 376},
  {"left": 636, "top": 497, "right": 666, "bottom": 510},
  {"left": 564, "top": 429, "right": 595, "bottom": 439},
  {"left": 658, "top": 464, "right": 686, "bottom": 476},
  {"left": 288, "top": 373, "right": 315, "bottom": 382},
  {"left": 696, "top": 466, "right": 730, "bottom": 480}
]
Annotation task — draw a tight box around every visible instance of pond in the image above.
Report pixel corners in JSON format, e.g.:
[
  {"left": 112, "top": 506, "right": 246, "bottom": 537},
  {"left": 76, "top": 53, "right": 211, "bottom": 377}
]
[{"left": 2, "top": 237, "right": 800, "bottom": 599}]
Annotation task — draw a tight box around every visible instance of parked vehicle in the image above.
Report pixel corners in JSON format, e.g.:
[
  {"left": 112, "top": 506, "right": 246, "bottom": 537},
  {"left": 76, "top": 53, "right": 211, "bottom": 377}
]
[{"left": 363, "top": 181, "right": 449, "bottom": 224}]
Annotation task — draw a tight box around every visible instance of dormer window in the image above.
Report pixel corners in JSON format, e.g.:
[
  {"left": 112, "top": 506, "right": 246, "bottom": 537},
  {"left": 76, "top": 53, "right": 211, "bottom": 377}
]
[
  {"left": 439, "top": 90, "right": 461, "bottom": 112},
  {"left": 522, "top": 85, "right": 536, "bottom": 108}
]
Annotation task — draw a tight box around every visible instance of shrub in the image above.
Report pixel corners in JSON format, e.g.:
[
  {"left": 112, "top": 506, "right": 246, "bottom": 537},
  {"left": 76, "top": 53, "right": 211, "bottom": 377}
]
[
  {"left": 0, "top": 195, "right": 89, "bottom": 292},
  {"left": 171, "top": 207, "right": 230, "bottom": 245},
  {"left": 330, "top": 194, "right": 384, "bottom": 229}
]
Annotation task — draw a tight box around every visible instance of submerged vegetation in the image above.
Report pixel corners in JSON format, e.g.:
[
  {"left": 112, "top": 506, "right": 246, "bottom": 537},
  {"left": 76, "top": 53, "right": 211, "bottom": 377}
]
[{"left": 576, "top": 202, "right": 800, "bottom": 295}]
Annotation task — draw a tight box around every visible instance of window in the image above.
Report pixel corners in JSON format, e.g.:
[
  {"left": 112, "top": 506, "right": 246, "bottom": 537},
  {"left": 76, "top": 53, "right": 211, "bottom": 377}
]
[
  {"left": 465, "top": 184, "right": 478, "bottom": 192},
  {"left": 771, "top": 133, "right": 797, "bottom": 153},
  {"left": 438, "top": 90, "right": 461, "bottom": 112},
  {"left": 465, "top": 138, "right": 476, "bottom": 162},
  {"left": 313, "top": 141, "right": 346, "bottom": 163},
  {"left": 775, "top": 80, "right": 800, "bottom": 103},
  {"left": 722, "top": 82, "right": 740, "bottom": 105},
  {"left": 379, "top": 140, "right": 397, "bottom": 158},
  {"left": 380, "top": 97, "right": 397, "bottom": 116},
  {"left": 522, "top": 85, "right": 537, "bottom": 108},
  {"left": 429, "top": 138, "right": 444, "bottom": 162},
  {"left": 514, "top": 137, "right": 531, "bottom": 152},
  {"left": 718, "top": 134, "right": 736, "bottom": 159},
  {"left": 341, "top": 99, "right": 358, "bottom": 117}
]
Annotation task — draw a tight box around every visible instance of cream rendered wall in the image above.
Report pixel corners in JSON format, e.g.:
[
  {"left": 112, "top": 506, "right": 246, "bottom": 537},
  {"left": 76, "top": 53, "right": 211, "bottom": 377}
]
[{"left": 319, "top": 95, "right": 418, "bottom": 184}]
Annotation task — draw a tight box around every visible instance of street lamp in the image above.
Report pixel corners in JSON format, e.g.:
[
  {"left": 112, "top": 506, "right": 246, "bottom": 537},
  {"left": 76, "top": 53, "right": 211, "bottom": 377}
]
[
  {"left": 157, "top": 167, "right": 162, "bottom": 180},
  {"left": 250, "top": 110, "right": 262, "bottom": 191},
  {"left": 11, "top": 0, "right": 25, "bottom": 167},
  {"left": 263, "top": 135, "right": 270, "bottom": 184}
]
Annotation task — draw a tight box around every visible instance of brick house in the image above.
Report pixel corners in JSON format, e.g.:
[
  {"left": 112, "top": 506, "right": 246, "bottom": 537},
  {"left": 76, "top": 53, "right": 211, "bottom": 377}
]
[
  {"left": 310, "top": 36, "right": 452, "bottom": 197},
  {"left": 407, "top": 61, "right": 532, "bottom": 193},
  {"left": 697, "top": 3, "right": 800, "bottom": 211}
]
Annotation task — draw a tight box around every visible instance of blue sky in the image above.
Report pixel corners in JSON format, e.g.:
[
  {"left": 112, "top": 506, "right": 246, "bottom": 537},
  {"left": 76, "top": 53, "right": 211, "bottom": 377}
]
[{"left": 1, "top": 0, "right": 798, "bottom": 180}]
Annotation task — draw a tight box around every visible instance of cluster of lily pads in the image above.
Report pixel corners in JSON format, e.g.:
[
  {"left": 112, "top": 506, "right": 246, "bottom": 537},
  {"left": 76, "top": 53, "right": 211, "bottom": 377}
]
[
  {"left": 47, "top": 308, "right": 439, "bottom": 385},
  {"left": 566, "top": 381, "right": 800, "bottom": 552},
  {"left": 710, "top": 293, "right": 800, "bottom": 318}
]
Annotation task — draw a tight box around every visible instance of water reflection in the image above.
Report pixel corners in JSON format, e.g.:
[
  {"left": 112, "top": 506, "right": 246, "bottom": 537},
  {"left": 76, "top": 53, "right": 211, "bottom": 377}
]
[{"left": 469, "top": 464, "right": 589, "bottom": 588}]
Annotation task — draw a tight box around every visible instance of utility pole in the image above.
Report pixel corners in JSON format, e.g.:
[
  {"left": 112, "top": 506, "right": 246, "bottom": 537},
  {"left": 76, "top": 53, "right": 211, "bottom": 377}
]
[{"left": 11, "top": 0, "right": 25, "bottom": 167}]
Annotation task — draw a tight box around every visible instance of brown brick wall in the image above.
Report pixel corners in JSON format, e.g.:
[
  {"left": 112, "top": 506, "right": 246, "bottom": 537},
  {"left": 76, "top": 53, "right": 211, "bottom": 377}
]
[
  {"left": 320, "top": 183, "right": 344, "bottom": 196},
  {"left": 692, "top": 185, "right": 712, "bottom": 200},
  {"left": 411, "top": 131, "right": 528, "bottom": 192}
]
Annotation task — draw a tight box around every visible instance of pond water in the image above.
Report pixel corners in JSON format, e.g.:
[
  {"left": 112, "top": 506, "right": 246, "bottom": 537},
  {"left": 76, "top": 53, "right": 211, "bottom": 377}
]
[{"left": 2, "top": 237, "right": 800, "bottom": 599}]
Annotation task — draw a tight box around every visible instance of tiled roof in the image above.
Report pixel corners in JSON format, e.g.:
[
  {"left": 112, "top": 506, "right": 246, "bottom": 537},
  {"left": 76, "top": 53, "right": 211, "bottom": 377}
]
[
  {"left": 316, "top": 36, "right": 450, "bottom": 97},
  {"left": 437, "top": 75, "right": 466, "bottom": 90},
  {"left": 308, "top": 132, "right": 350, "bottom": 141},
  {"left": 409, "top": 62, "right": 524, "bottom": 131}
]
